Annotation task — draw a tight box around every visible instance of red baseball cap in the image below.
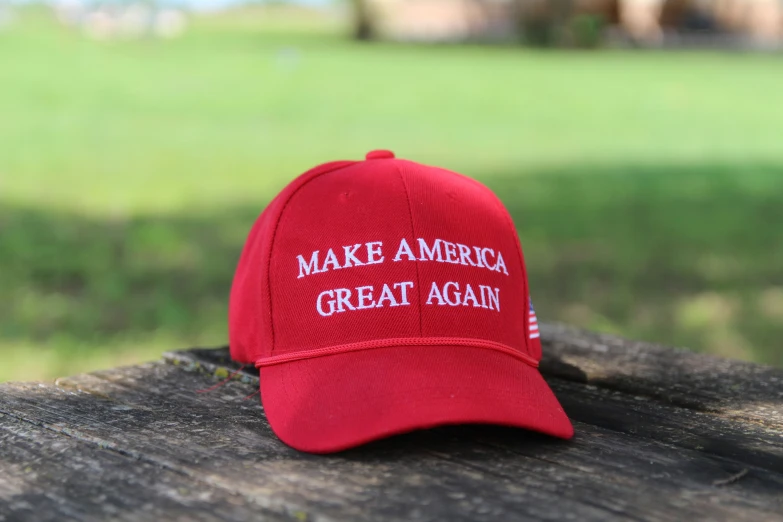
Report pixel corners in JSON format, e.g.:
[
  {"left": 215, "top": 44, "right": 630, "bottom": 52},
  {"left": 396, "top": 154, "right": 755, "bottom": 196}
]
[{"left": 229, "top": 150, "right": 573, "bottom": 453}]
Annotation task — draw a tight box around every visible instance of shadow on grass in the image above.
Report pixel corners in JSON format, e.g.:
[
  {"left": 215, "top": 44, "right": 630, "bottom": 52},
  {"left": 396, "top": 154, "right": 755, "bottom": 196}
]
[
  {"left": 1, "top": 161, "right": 782, "bottom": 377},
  {"left": 483, "top": 162, "right": 783, "bottom": 367}
]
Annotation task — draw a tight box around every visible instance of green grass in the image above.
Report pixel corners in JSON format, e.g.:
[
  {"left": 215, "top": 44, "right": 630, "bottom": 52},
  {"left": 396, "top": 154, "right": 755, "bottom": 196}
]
[{"left": 2, "top": 6, "right": 783, "bottom": 381}]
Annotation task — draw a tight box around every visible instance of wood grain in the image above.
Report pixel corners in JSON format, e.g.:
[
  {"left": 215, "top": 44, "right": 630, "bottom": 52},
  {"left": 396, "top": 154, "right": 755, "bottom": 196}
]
[
  {"left": 0, "top": 415, "right": 284, "bottom": 522},
  {"left": 1, "top": 324, "right": 781, "bottom": 521}
]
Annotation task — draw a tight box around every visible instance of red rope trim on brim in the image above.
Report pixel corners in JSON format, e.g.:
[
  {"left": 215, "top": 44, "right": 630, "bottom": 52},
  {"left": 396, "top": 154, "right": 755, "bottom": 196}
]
[{"left": 255, "top": 337, "right": 538, "bottom": 369}]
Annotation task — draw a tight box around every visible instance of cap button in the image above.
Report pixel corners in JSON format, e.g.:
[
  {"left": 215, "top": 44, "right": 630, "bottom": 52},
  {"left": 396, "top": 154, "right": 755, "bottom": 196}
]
[{"left": 365, "top": 150, "right": 395, "bottom": 160}]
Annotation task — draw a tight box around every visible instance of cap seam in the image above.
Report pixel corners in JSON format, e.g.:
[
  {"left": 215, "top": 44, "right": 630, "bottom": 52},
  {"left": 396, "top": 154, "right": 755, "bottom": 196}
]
[
  {"left": 265, "top": 160, "right": 358, "bottom": 356},
  {"left": 394, "top": 163, "right": 424, "bottom": 337},
  {"left": 456, "top": 173, "right": 533, "bottom": 357}
]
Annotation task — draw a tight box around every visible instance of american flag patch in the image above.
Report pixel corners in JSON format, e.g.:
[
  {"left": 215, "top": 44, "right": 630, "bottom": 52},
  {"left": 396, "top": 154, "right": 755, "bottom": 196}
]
[{"left": 529, "top": 302, "right": 540, "bottom": 339}]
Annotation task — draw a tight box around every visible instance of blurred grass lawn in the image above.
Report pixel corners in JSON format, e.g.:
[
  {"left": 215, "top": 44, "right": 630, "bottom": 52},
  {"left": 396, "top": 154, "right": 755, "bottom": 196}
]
[{"left": 2, "top": 6, "right": 783, "bottom": 382}]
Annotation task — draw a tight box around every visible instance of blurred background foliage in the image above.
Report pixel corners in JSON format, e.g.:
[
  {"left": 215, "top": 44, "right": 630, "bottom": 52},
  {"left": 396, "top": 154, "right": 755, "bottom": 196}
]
[{"left": 1, "top": 0, "right": 783, "bottom": 382}]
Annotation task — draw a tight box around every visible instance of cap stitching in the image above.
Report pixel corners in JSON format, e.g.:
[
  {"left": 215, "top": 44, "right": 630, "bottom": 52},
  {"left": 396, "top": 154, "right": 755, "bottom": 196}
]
[
  {"left": 265, "top": 161, "right": 357, "bottom": 355},
  {"left": 394, "top": 163, "right": 424, "bottom": 336},
  {"left": 255, "top": 337, "right": 539, "bottom": 369}
]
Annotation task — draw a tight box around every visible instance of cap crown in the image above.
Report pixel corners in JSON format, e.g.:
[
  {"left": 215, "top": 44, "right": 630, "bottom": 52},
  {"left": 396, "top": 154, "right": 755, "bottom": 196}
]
[{"left": 229, "top": 155, "right": 540, "bottom": 366}]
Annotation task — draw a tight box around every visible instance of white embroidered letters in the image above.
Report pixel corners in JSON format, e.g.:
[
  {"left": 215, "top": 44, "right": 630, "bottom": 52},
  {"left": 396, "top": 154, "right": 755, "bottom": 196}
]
[
  {"left": 316, "top": 282, "right": 415, "bottom": 313},
  {"left": 342, "top": 244, "right": 365, "bottom": 268},
  {"left": 322, "top": 249, "right": 342, "bottom": 272},
  {"left": 393, "top": 238, "right": 416, "bottom": 262},
  {"left": 316, "top": 289, "right": 335, "bottom": 316},
  {"left": 297, "top": 237, "right": 508, "bottom": 316},
  {"left": 426, "top": 282, "right": 500, "bottom": 311},
  {"left": 417, "top": 238, "right": 443, "bottom": 262},
  {"left": 366, "top": 242, "right": 384, "bottom": 265},
  {"left": 297, "top": 251, "right": 321, "bottom": 279}
]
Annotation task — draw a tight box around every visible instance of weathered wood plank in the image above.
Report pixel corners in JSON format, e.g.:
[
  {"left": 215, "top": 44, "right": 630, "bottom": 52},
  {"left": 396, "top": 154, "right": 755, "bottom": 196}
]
[
  {"left": 163, "top": 336, "right": 783, "bottom": 474},
  {"left": 0, "top": 414, "right": 285, "bottom": 522},
  {"left": 549, "top": 378, "right": 783, "bottom": 473},
  {"left": 2, "top": 356, "right": 781, "bottom": 522},
  {"left": 5, "top": 371, "right": 612, "bottom": 522},
  {"left": 171, "top": 323, "right": 783, "bottom": 432},
  {"left": 179, "top": 343, "right": 782, "bottom": 480},
  {"left": 2, "top": 324, "right": 782, "bottom": 521},
  {"left": 539, "top": 323, "right": 783, "bottom": 427}
]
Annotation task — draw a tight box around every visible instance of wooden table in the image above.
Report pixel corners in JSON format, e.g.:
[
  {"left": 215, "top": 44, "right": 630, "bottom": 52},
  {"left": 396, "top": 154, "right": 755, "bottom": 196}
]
[{"left": 1, "top": 324, "right": 782, "bottom": 521}]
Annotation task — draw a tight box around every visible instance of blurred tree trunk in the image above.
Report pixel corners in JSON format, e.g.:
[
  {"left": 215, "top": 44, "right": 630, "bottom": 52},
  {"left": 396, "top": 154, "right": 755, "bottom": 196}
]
[{"left": 350, "top": 0, "right": 374, "bottom": 41}]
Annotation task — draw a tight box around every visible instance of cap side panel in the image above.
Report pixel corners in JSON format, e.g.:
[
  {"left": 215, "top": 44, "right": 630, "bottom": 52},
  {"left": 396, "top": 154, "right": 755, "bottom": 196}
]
[
  {"left": 490, "top": 191, "right": 535, "bottom": 359},
  {"left": 229, "top": 205, "right": 270, "bottom": 364},
  {"left": 229, "top": 160, "right": 356, "bottom": 363},
  {"left": 400, "top": 162, "right": 528, "bottom": 352},
  {"left": 455, "top": 172, "right": 537, "bottom": 360},
  {"left": 396, "top": 164, "right": 535, "bottom": 357},
  {"left": 264, "top": 162, "right": 358, "bottom": 356},
  {"left": 415, "top": 166, "right": 537, "bottom": 361}
]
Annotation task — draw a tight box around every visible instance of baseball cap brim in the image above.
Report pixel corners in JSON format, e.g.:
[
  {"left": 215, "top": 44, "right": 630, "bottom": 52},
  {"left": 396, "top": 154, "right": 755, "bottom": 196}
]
[{"left": 259, "top": 344, "right": 574, "bottom": 454}]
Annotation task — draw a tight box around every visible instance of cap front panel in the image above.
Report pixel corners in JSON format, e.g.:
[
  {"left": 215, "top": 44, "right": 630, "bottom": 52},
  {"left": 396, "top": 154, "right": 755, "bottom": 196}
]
[{"left": 269, "top": 161, "right": 421, "bottom": 355}]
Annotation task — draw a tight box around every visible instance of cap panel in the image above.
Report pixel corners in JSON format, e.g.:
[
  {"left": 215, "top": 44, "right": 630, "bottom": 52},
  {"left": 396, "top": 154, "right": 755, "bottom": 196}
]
[
  {"left": 398, "top": 162, "right": 529, "bottom": 353},
  {"left": 269, "top": 161, "right": 421, "bottom": 356},
  {"left": 229, "top": 160, "right": 357, "bottom": 364},
  {"left": 229, "top": 205, "right": 272, "bottom": 364}
]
